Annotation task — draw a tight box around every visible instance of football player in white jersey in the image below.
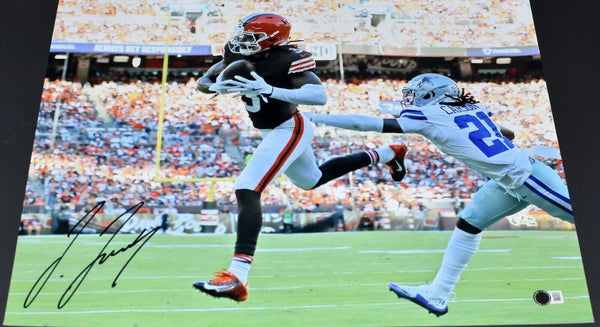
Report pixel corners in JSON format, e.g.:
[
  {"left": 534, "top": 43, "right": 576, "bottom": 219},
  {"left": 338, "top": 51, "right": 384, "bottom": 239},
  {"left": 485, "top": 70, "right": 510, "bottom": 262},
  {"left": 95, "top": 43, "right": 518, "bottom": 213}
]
[{"left": 306, "top": 73, "right": 573, "bottom": 316}]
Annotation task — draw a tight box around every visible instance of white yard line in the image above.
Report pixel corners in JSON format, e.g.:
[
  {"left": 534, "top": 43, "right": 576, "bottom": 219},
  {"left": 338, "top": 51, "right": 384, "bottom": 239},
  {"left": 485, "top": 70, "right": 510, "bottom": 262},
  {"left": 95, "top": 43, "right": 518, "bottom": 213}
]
[
  {"left": 8, "top": 277, "right": 586, "bottom": 296},
  {"left": 7, "top": 295, "right": 591, "bottom": 315},
  {"left": 358, "top": 249, "right": 511, "bottom": 254},
  {"left": 10, "top": 265, "right": 585, "bottom": 283}
]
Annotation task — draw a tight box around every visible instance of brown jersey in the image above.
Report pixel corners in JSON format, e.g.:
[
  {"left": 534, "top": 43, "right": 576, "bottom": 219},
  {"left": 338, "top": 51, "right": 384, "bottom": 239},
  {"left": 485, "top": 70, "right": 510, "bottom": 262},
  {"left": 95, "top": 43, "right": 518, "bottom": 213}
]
[{"left": 223, "top": 43, "right": 317, "bottom": 129}]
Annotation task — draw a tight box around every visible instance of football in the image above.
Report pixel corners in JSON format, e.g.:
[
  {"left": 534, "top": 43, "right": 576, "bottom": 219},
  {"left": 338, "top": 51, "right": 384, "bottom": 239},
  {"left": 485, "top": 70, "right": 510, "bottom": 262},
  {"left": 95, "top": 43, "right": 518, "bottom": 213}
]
[{"left": 218, "top": 59, "right": 255, "bottom": 82}]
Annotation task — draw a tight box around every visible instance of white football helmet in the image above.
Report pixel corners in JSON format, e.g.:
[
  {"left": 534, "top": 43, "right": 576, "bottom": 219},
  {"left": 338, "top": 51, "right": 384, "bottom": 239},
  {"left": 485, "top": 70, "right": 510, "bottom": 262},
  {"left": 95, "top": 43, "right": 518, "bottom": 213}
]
[{"left": 401, "top": 73, "right": 460, "bottom": 107}]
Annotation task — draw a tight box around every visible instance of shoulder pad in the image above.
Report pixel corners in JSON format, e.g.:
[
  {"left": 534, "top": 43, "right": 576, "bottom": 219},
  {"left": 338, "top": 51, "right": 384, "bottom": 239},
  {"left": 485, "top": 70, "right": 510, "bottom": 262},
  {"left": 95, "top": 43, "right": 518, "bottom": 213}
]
[
  {"left": 278, "top": 47, "right": 316, "bottom": 74},
  {"left": 474, "top": 103, "right": 493, "bottom": 117}
]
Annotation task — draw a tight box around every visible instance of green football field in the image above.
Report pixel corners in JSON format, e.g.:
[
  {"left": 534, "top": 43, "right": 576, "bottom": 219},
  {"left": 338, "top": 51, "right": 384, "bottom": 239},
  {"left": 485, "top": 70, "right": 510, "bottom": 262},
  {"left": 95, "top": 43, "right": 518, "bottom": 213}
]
[{"left": 4, "top": 230, "right": 595, "bottom": 327}]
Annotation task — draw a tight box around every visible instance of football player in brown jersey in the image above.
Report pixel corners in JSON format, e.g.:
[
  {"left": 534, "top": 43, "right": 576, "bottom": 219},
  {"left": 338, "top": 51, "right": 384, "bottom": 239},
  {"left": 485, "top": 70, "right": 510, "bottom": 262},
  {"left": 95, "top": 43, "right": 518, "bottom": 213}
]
[{"left": 193, "top": 13, "right": 408, "bottom": 301}]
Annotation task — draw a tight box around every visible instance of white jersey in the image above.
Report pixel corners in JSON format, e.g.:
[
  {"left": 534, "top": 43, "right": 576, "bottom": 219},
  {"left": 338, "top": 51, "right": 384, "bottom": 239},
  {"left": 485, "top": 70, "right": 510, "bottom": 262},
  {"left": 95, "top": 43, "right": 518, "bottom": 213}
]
[{"left": 397, "top": 103, "right": 532, "bottom": 189}]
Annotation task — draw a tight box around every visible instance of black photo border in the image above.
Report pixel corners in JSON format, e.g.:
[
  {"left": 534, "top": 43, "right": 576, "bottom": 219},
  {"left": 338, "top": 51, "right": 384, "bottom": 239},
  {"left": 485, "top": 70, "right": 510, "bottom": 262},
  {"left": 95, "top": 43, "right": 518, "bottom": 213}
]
[{"left": 1, "top": 0, "right": 598, "bottom": 326}]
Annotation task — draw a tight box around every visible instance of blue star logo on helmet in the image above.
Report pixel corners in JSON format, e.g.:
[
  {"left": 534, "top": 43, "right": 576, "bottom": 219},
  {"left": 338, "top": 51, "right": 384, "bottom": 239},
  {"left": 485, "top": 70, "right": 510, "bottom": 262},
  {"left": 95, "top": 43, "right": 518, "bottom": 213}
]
[{"left": 417, "top": 76, "right": 435, "bottom": 88}]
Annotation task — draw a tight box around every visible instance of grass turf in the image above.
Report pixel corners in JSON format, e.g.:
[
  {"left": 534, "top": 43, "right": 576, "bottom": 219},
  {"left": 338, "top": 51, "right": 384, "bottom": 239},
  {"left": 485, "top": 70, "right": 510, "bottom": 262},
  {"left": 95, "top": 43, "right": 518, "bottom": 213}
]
[{"left": 4, "top": 230, "right": 594, "bottom": 327}]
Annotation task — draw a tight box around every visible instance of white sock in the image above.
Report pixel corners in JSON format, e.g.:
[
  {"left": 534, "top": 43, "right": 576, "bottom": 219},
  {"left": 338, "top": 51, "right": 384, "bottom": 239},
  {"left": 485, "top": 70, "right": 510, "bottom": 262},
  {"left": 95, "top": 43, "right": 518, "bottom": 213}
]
[
  {"left": 228, "top": 254, "right": 253, "bottom": 285},
  {"left": 429, "top": 227, "right": 482, "bottom": 299},
  {"left": 366, "top": 147, "right": 395, "bottom": 165}
]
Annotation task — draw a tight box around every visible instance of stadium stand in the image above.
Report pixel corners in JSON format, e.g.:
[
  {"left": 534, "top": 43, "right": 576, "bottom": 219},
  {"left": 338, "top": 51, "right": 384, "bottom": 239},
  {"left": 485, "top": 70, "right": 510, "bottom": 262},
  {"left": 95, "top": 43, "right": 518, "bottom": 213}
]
[
  {"left": 22, "top": 0, "right": 564, "bottom": 233},
  {"left": 25, "top": 75, "right": 562, "bottom": 216},
  {"left": 52, "top": 0, "right": 537, "bottom": 48}
]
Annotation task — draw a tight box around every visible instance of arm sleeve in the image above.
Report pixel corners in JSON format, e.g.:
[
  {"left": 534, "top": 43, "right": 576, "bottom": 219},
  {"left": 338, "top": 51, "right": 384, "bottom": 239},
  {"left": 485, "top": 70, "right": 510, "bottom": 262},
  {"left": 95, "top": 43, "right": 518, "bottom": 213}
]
[
  {"left": 311, "top": 114, "right": 384, "bottom": 132},
  {"left": 270, "top": 84, "right": 328, "bottom": 105},
  {"left": 197, "top": 60, "right": 226, "bottom": 94}
]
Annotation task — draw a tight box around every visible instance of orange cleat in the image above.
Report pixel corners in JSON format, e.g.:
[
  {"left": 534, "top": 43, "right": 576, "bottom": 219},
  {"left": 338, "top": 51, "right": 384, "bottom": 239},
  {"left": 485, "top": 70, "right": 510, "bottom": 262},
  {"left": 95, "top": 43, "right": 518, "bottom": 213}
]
[
  {"left": 193, "top": 270, "right": 249, "bottom": 302},
  {"left": 385, "top": 144, "right": 408, "bottom": 182}
]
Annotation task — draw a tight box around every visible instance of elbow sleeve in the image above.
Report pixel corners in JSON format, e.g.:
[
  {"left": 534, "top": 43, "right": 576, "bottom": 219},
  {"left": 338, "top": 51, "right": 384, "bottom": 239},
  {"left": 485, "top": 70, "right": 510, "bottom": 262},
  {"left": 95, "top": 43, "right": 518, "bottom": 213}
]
[{"left": 270, "top": 84, "right": 327, "bottom": 105}]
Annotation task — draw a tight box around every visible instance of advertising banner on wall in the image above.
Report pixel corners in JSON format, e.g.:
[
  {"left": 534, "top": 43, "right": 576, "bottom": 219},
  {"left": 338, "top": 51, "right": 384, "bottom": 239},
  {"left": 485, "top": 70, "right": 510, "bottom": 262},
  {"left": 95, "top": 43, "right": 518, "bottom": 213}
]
[
  {"left": 22, "top": 204, "right": 572, "bottom": 235},
  {"left": 50, "top": 42, "right": 212, "bottom": 55},
  {"left": 50, "top": 42, "right": 540, "bottom": 58}
]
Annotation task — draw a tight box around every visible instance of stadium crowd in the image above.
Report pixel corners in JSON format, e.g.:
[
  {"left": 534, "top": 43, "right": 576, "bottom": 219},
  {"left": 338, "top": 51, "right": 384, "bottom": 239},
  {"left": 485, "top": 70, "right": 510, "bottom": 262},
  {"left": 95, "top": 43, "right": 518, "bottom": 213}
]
[
  {"left": 25, "top": 72, "right": 563, "bottom": 216},
  {"left": 52, "top": 0, "right": 536, "bottom": 48}
]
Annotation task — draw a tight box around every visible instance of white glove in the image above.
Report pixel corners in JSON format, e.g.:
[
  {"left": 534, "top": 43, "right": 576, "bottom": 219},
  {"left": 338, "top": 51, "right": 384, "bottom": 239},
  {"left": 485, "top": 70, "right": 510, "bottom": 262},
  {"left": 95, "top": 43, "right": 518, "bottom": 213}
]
[
  {"left": 208, "top": 80, "right": 237, "bottom": 94},
  {"left": 231, "top": 88, "right": 262, "bottom": 98},
  {"left": 228, "top": 71, "right": 274, "bottom": 96}
]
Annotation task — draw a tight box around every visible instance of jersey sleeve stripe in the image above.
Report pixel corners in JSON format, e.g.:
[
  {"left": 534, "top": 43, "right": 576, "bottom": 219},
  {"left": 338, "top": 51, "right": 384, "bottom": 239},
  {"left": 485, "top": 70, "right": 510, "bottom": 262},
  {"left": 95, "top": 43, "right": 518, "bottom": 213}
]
[
  {"left": 399, "top": 109, "right": 427, "bottom": 120},
  {"left": 400, "top": 109, "right": 425, "bottom": 116},
  {"left": 401, "top": 115, "right": 428, "bottom": 121},
  {"left": 289, "top": 58, "right": 316, "bottom": 73},
  {"left": 290, "top": 57, "right": 314, "bottom": 67},
  {"left": 289, "top": 63, "right": 316, "bottom": 73}
]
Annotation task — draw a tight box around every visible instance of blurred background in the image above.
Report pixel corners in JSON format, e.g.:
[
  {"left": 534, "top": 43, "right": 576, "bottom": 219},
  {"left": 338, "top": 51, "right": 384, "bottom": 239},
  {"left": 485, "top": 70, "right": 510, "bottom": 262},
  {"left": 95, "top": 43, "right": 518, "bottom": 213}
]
[{"left": 21, "top": 0, "right": 570, "bottom": 236}]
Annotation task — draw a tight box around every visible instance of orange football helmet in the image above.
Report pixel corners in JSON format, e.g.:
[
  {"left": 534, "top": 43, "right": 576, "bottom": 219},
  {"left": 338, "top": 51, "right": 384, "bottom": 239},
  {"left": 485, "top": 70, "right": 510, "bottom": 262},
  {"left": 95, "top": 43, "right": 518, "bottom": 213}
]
[{"left": 228, "top": 13, "right": 291, "bottom": 56}]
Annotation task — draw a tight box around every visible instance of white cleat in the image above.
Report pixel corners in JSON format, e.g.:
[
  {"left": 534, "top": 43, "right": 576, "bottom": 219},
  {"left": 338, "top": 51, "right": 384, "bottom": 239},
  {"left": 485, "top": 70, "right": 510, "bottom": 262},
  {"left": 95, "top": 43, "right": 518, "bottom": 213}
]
[{"left": 388, "top": 283, "right": 448, "bottom": 317}]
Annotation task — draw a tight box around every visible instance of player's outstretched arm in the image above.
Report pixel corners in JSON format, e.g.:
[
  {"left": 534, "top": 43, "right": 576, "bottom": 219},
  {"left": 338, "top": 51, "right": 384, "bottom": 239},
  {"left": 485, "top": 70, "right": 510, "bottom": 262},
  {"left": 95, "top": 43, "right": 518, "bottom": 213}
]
[
  {"left": 309, "top": 113, "right": 404, "bottom": 134},
  {"left": 197, "top": 61, "right": 227, "bottom": 94}
]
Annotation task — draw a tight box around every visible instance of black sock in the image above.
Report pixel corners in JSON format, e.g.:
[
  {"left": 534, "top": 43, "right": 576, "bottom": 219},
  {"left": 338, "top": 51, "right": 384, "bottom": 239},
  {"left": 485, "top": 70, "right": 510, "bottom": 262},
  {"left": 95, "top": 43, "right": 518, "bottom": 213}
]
[
  {"left": 312, "top": 152, "right": 372, "bottom": 189},
  {"left": 234, "top": 189, "right": 263, "bottom": 256}
]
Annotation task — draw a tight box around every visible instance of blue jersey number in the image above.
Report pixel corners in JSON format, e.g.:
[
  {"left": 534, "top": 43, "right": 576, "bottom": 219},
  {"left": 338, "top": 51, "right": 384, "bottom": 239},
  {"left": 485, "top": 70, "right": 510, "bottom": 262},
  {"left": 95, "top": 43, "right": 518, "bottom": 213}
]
[{"left": 454, "top": 112, "right": 514, "bottom": 157}]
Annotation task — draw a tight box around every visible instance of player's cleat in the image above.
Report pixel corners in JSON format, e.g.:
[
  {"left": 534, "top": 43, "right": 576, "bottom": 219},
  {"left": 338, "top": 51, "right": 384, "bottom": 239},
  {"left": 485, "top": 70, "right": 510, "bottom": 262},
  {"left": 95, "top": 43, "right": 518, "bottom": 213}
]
[
  {"left": 388, "top": 283, "right": 448, "bottom": 317},
  {"left": 385, "top": 144, "right": 408, "bottom": 182},
  {"left": 193, "top": 269, "right": 249, "bottom": 302}
]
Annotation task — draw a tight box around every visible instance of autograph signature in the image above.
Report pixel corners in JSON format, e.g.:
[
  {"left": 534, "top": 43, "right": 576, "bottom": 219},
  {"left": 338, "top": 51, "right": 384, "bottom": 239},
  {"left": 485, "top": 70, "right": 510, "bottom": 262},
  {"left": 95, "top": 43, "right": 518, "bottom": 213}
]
[{"left": 24, "top": 201, "right": 160, "bottom": 309}]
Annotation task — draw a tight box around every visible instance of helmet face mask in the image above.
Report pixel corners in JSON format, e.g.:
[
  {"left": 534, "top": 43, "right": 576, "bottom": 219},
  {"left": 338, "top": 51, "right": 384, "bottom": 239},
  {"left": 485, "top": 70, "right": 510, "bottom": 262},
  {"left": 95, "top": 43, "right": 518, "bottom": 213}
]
[
  {"left": 229, "top": 13, "right": 291, "bottom": 56},
  {"left": 229, "top": 29, "right": 273, "bottom": 56},
  {"left": 401, "top": 73, "right": 460, "bottom": 107},
  {"left": 401, "top": 89, "right": 415, "bottom": 107}
]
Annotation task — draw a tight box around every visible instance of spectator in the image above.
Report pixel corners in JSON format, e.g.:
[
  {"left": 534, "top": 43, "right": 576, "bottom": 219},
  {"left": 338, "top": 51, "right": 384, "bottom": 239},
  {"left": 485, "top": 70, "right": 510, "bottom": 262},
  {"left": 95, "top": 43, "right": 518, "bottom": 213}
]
[
  {"left": 51, "top": 0, "right": 538, "bottom": 48},
  {"left": 160, "top": 205, "right": 178, "bottom": 233},
  {"left": 356, "top": 213, "right": 375, "bottom": 231},
  {"left": 26, "top": 74, "right": 561, "bottom": 219},
  {"left": 332, "top": 201, "right": 347, "bottom": 231},
  {"left": 281, "top": 207, "right": 294, "bottom": 233},
  {"left": 26, "top": 216, "right": 43, "bottom": 235}
]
